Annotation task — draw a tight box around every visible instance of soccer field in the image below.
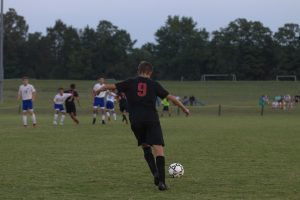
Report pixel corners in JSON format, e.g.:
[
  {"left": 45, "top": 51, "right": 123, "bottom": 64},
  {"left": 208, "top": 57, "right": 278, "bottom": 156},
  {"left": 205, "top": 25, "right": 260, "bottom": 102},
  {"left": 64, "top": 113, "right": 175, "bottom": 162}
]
[{"left": 1, "top": 80, "right": 300, "bottom": 199}]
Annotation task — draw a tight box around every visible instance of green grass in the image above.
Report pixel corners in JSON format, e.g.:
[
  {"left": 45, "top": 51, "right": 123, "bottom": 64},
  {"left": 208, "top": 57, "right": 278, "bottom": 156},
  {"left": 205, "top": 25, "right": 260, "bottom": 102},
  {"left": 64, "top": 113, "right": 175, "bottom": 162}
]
[{"left": 0, "top": 80, "right": 300, "bottom": 199}]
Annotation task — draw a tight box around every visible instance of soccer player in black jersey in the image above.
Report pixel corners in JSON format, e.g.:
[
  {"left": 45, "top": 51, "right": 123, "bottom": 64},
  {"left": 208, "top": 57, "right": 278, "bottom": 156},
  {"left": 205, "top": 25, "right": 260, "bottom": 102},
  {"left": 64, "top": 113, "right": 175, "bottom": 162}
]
[
  {"left": 65, "top": 84, "right": 80, "bottom": 124},
  {"left": 118, "top": 92, "right": 129, "bottom": 124},
  {"left": 96, "top": 61, "right": 190, "bottom": 191}
]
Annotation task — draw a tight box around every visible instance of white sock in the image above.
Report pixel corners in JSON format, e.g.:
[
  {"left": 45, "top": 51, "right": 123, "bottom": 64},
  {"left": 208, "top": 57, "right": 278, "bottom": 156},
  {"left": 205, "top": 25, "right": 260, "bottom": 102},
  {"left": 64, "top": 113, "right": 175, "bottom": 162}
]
[
  {"left": 93, "top": 113, "right": 97, "bottom": 118},
  {"left": 54, "top": 114, "right": 58, "bottom": 122},
  {"left": 32, "top": 114, "right": 37, "bottom": 124},
  {"left": 23, "top": 115, "right": 28, "bottom": 126},
  {"left": 60, "top": 115, "right": 65, "bottom": 124},
  {"left": 106, "top": 112, "right": 110, "bottom": 117},
  {"left": 102, "top": 114, "right": 105, "bottom": 121},
  {"left": 113, "top": 113, "right": 117, "bottom": 120}
]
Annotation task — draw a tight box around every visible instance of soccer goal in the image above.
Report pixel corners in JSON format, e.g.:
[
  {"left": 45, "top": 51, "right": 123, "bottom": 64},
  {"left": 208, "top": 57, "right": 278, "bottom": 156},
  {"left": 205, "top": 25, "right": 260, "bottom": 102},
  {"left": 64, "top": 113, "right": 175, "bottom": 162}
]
[
  {"left": 276, "top": 75, "right": 297, "bottom": 82},
  {"left": 201, "top": 74, "right": 237, "bottom": 81}
]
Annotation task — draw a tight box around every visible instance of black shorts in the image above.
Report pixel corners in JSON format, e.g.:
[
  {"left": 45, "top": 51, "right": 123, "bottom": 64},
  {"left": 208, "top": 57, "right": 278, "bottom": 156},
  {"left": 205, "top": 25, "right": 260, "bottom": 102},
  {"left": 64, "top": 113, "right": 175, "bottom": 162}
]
[
  {"left": 130, "top": 121, "right": 164, "bottom": 146},
  {"left": 163, "top": 106, "right": 169, "bottom": 111},
  {"left": 65, "top": 102, "right": 76, "bottom": 115}
]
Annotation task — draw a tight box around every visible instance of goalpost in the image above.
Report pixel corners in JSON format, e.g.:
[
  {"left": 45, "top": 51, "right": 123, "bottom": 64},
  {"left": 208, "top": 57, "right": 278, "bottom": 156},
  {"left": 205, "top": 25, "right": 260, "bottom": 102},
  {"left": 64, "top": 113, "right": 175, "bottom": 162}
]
[
  {"left": 201, "top": 74, "right": 237, "bottom": 81},
  {"left": 276, "top": 75, "right": 297, "bottom": 82}
]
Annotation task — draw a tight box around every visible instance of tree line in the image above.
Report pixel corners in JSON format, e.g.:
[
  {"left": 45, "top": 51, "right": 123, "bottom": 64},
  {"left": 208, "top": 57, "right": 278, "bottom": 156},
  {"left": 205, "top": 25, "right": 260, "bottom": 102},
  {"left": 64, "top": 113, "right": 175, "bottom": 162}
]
[{"left": 3, "top": 8, "right": 300, "bottom": 80}]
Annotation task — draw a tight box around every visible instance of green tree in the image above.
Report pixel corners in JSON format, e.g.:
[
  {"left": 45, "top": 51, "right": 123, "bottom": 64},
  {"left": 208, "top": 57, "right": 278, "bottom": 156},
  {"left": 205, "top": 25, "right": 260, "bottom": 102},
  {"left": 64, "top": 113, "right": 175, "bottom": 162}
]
[
  {"left": 274, "top": 23, "right": 300, "bottom": 76},
  {"left": 24, "top": 32, "right": 52, "bottom": 79},
  {"left": 46, "top": 20, "right": 81, "bottom": 79},
  {"left": 4, "top": 8, "right": 28, "bottom": 78},
  {"left": 210, "top": 18, "right": 275, "bottom": 80},
  {"left": 154, "top": 16, "right": 210, "bottom": 80}
]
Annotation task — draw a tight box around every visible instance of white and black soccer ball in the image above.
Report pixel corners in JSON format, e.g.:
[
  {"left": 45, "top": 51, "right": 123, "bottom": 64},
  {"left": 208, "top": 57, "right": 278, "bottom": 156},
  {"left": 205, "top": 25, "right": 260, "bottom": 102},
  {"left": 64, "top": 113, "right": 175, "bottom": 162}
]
[{"left": 168, "top": 163, "right": 184, "bottom": 178}]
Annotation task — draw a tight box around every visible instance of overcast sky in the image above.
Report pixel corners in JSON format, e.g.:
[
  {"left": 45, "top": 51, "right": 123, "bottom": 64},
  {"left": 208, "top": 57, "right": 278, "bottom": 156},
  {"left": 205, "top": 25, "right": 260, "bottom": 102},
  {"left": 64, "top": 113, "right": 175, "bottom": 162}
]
[{"left": 4, "top": 0, "right": 300, "bottom": 46}]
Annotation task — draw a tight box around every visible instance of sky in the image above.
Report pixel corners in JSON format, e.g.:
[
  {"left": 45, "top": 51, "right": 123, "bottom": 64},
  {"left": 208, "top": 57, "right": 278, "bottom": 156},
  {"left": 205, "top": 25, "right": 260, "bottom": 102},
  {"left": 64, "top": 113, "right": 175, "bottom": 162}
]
[{"left": 4, "top": 0, "right": 300, "bottom": 46}]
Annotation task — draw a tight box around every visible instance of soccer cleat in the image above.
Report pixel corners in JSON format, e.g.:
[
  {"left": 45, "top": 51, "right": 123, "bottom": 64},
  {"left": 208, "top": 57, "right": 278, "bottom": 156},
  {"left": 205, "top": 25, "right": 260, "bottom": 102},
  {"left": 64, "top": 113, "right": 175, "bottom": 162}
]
[
  {"left": 92, "top": 118, "right": 96, "bottom": 125},
  {"left": 53, "top": 121, "right": 58, "bottom": 125},
  {"left": 59, "top": 122, "right": 64, "bottom": 126},
  {"left": 158, "top": 182, "right": 168, "bottom": 191},
  {"left": 102, "top": 120, "right": 105, "bottom": 125},
  {"left": 24, "top": 125, "right": 28, "bottom": 128},
  {"left": 33, "top": 124, "right": 37, "bottom": 127}
]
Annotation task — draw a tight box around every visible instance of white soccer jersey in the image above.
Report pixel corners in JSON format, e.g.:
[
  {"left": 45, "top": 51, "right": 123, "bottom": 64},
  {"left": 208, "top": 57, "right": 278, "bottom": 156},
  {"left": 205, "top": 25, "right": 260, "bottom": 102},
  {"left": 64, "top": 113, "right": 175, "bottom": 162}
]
[
  {"left": 93, "top": 83, "right": 106, "bottom": 98},
  {"left": 106, "top": 92, "right": 116, "bottom": 102},
  {"left": 54, "top": 93, "right": 72, "bottom": 105},
  {"left": 19, "top": 84, "right": 36, "bottom": 100}
]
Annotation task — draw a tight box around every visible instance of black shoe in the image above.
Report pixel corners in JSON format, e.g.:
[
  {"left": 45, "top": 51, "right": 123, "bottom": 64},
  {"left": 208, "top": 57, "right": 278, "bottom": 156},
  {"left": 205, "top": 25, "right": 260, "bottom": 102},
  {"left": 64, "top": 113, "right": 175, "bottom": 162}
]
[
  {"left": 92, "top": 118, "right": 96, "bottom": 125},
  {"left": 102, "top": 120, "right": 105, "bottom": 125},
  {"left": 158, "top": 182, "right": 168, "bottom": 191},
  {"left": 154, "top": 176, "right": 159, "bottom": 186}
]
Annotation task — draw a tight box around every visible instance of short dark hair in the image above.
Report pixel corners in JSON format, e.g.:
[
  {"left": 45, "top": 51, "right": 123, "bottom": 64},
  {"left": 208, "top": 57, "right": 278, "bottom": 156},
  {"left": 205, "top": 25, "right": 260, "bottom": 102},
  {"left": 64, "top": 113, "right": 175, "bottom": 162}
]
[
  {"left": 70, "top": 84, "right": 76, "bottom": 89},
  {"left": 22, "top": 76, "right": 29, "bottom": 80},
  {"left": 138, "top": 61, "right": 153, "bottom": 74},
  {"left": 58, "top": 87, "right": 64, "bottom": 91}
]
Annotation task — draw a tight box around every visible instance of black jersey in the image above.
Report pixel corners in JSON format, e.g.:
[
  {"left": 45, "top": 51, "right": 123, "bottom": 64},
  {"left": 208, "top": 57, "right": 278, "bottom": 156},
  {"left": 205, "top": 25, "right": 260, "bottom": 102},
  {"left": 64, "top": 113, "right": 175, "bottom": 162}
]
[
  {"left": 116, "top": 76, "right": 169, "bottom": 122},
  {"left": 65, "top": 89, "right": 79, "bottom": 104}
]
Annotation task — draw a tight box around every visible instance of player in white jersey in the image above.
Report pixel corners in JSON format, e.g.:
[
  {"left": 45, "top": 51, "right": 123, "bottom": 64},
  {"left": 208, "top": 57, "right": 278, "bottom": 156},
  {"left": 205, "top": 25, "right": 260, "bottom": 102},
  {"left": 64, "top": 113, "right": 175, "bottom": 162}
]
[
  {"left": 17, "top": 76, "right": 37, "bottom": 127},
  {"left": 92, "top": 77, "right": 107, "bottom": 124},
  {"left": 53, "top": 88, "right": 73, "bottom": 125},
  {"left": 106, "top": 91, "right": 117, "bottom": 121}
]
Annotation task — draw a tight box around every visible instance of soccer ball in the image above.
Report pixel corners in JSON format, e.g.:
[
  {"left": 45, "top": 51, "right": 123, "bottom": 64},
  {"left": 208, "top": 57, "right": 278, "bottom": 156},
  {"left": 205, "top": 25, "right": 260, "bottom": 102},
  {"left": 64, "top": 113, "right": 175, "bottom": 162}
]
[{"left": 168, "top": 163, "right": 184, "bottom": 178}]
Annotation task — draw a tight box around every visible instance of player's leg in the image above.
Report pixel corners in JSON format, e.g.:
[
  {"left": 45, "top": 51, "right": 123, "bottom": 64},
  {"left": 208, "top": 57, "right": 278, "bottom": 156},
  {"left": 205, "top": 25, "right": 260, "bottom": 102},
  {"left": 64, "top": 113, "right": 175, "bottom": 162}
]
[
  {"left": 149, "top": 122, "right": 167, "bottom": 190},
  {"left": 153, "top": 145, "right": 167, "bottom": 190},
  {"left": 60, "top": 112, "right": 66, "bottom": 125},
  {"left": 99, "top": 98, "right": 106, "bottom": 124},
  {"left": 22, "top": 111, "right": 28, "bottom": 127},
  {"left": 120, "top": 107, "right": 128, "bottom": 124},
  {"left": 142, "top": 144, "right": 159, "bottom": 185},
  {"left": 106, "top": 109, "right": 111, "bottom": 121},
  {"left": 53, "top": 110, "right": 59, "bottom": 125},
  {"left": 111, "top": 103, "right": 117, "bottom": 121},
  {"left": 60, "top": 106, "right": 66, "bottom": 125},
  {"left": 53, "top": 104, "right": 59, "bottom": 125},
  {"left": 112, "top": 109, "right": 117, "bottom": 121},
  {"left": 131, "top": 123, "right": 158, "bottom": 186},
  {"left": 92, "top": 97, "right": 99, "bottom": 124},
  {"left": 122, "top": 112, "right": 128, "bottom": 124},
  {"left": 92, "top": 107, "right": 98, "bottom": 124},
  {"left": 70, "top": 113, "right": 79, "bottom": 124},
  {"left": 27, "top": 100, "right": 36, "bottom": 126},
  {"left": 22, "top": 101, "right": 28, "bottom": 127},
  {"left": 28, "top": 109, "right": 37, "bottom": 126},
  {"left": 70, "top": 104, "right": 79, "bottom": 124}
]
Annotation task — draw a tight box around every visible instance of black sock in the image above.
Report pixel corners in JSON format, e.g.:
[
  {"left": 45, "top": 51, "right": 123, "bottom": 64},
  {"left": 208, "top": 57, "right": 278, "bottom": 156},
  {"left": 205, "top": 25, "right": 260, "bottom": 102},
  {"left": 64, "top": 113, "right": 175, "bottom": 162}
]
[
  {"left": 156, "top": 156, "right": 165, "bottom": 183},
  {"left": 122, "top": 114, "right": 128, "bottom": 123},
  {"left": 143, "top": 147, "right": 158, "bottom": 176}
]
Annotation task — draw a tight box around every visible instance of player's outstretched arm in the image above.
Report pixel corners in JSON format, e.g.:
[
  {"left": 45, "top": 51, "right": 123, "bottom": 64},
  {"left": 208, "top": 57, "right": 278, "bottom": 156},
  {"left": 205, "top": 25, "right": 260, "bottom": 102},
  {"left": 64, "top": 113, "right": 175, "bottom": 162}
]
[
  {"left": 167, "top": 95, "right": 190, "bottom": 116},
  {"left": 17, "top": 93, "right": 21, "bottom": 102},
  {"left": 17, "top": 87, "right": 21, "bottom": 102},
  {"left": 96, "top": 84, "right": 116, "bottom": 95}
]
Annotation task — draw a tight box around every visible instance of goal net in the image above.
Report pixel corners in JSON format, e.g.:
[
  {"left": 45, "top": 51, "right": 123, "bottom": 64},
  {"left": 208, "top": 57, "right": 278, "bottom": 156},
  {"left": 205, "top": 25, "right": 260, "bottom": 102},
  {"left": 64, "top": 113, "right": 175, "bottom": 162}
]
[
  {"left": 201, "top": 74, "right": 237, "bottom": 81},
  {"left": 276, "top": 75, "right": 297, "bottom": 82}
]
